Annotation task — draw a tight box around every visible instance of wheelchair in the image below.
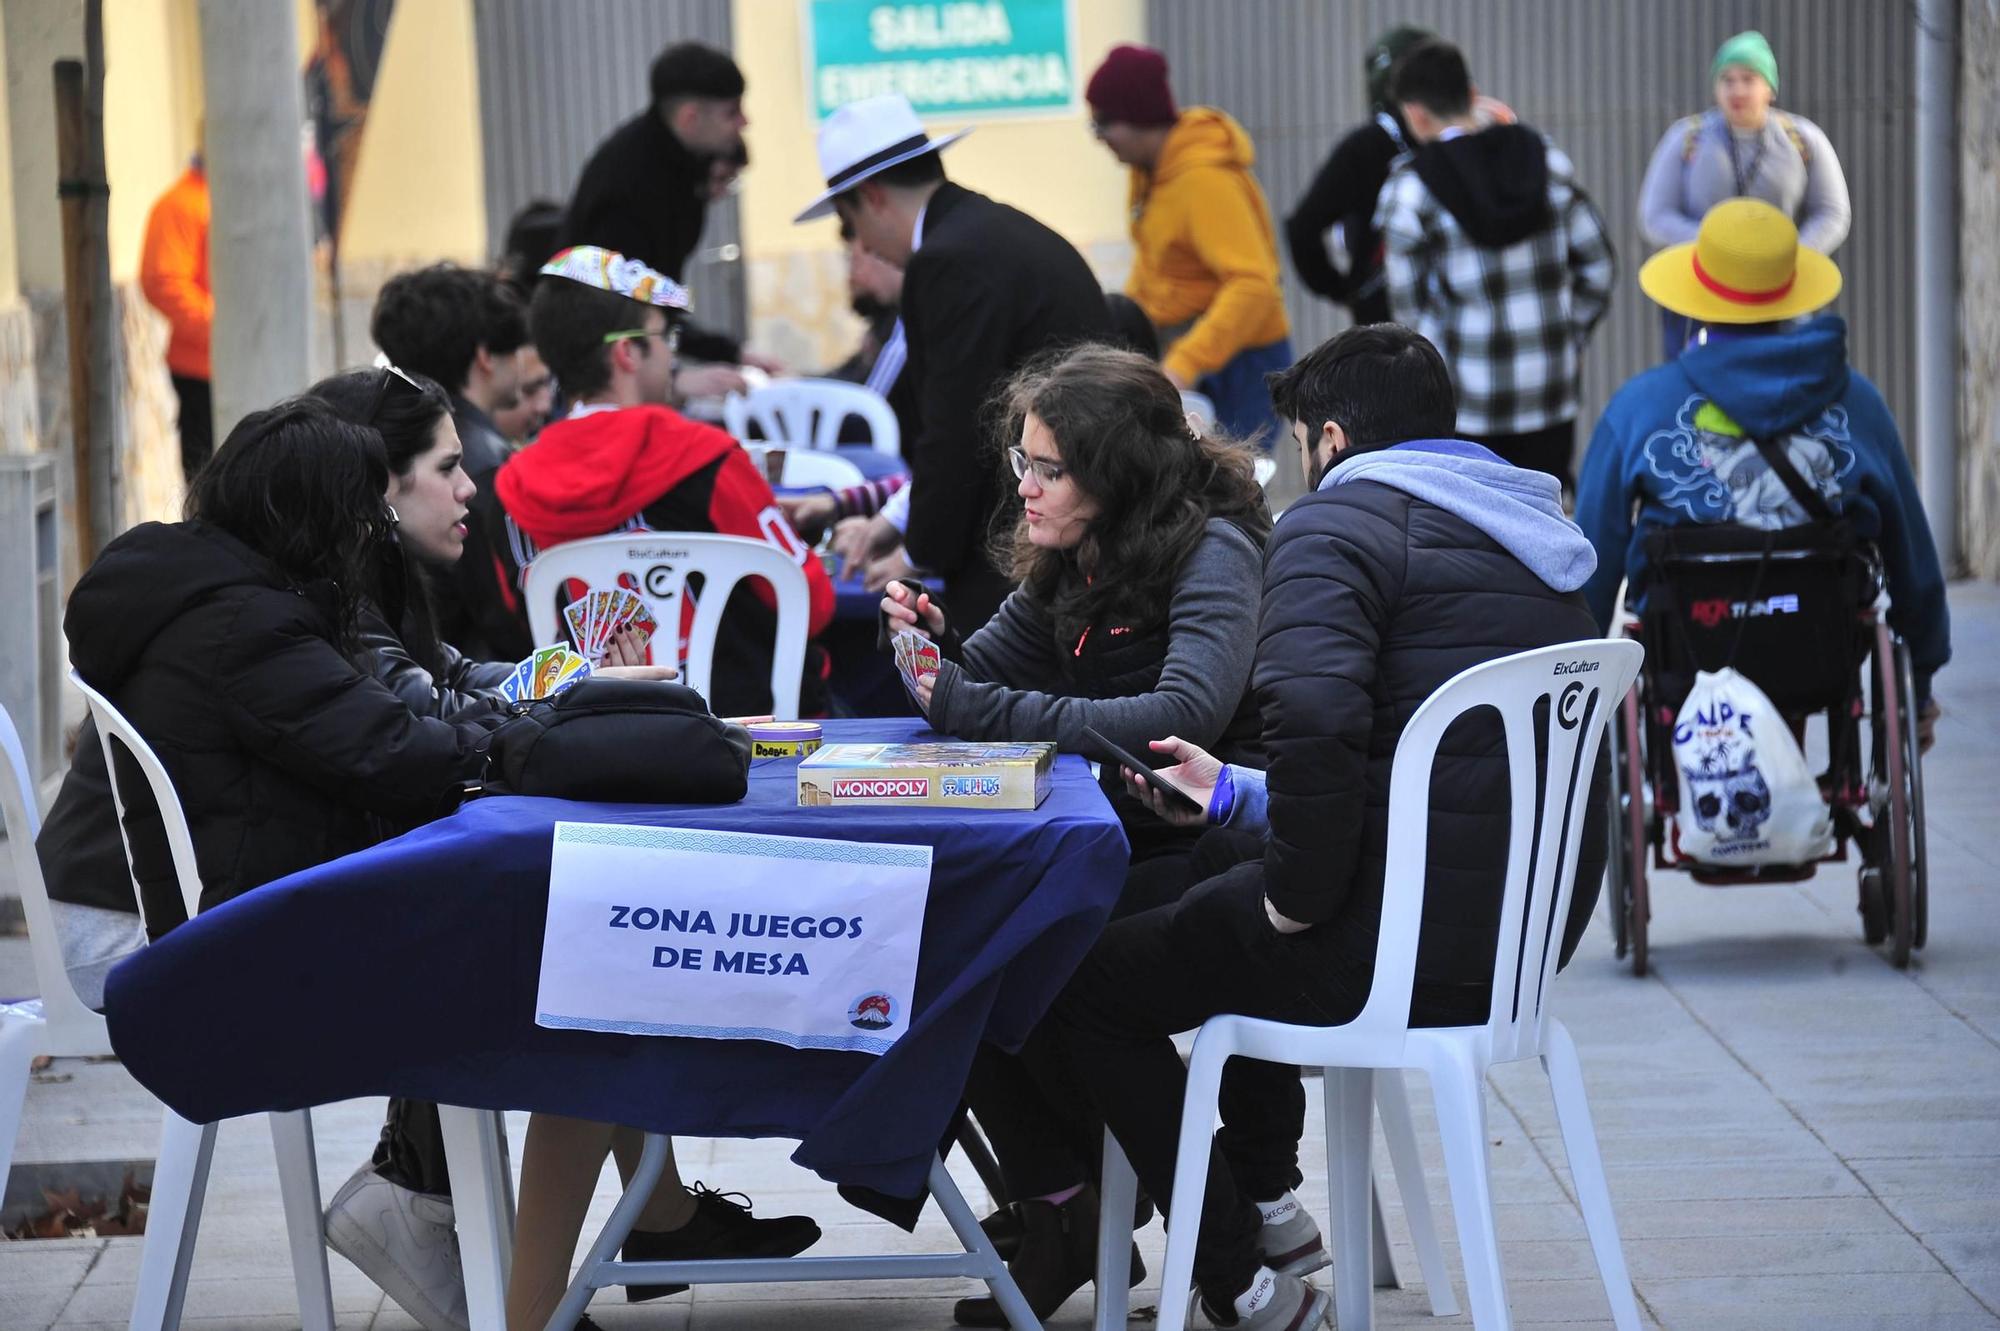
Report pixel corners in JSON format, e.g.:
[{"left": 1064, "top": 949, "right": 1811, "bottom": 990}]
[{"left": 1606, "top": 519, "right": 1928, "bottom": 974}]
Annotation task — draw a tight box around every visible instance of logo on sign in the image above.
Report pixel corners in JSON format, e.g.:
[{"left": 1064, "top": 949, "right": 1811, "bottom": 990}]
[
  {"left": 833, "top": 777, "right": 930, "bottom": 798},
  {"left": 1689, "top": 593, "right": 1801, "bottom": 629},
  {"left": 941, "top": 776, "right": 1001, "bottom": 797},
  {"left": 849, "top": 992, "right": 896, "bottom": 1031}
]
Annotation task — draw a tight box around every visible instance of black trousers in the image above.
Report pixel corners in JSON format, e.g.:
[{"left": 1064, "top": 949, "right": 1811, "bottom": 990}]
[
  {"left": 170, "top": 374, "right": 213, "bottom": 482},
  {"left": 373, "top": 1098, "right": 452, "bottom": 1196},
  {"left": 1462, "top": 419, "right": 1576, "bottom": 492},
  {"left": 966, "top": 829, "right": 1246, "bottom": 1199}
]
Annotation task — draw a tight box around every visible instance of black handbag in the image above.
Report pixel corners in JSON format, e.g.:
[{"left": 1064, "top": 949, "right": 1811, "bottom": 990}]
[{"left": 475, "top": 678, "right": 752, "bottom": 803}]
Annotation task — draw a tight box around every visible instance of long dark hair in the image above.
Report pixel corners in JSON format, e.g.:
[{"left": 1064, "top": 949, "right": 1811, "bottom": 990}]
[
  {"left": 307, "top": 366, "right": 458, "bottom": 676},
  {"left": 184, "top": 397, "right": 394, "bottom": 651},
  {"left": 995, "top": 344, "right": 1270, "bottom": 643}
]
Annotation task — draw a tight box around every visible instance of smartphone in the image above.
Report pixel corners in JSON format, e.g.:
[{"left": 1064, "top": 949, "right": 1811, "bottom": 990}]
[{"left": 1082, "top": 725, "right": 1206, "bottom": 816}]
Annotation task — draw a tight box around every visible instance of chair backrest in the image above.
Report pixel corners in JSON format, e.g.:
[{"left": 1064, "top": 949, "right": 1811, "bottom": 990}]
[
  {"left": 724, "top": 379, "right": 901, "bottom": 457},
  {"left": 68, "top": 673, "right": 207, "bottom": 932},
  {"left": 522, "top": 532, "right": 812, "bottom": 718},
  {"left": 744, "top": 445, "right": 868, "bottom": 492},
  {"left": 0, "top": 703, "right": 109, "bottom": 1051},
  {"left": 1348, "top": 639, "right": 1643, "bottom": 1063}
]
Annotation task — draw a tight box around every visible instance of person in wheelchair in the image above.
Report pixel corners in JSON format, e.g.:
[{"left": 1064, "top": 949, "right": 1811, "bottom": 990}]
[{"left": 1575, "top": 198, "right": 1949, "bottom": 742}]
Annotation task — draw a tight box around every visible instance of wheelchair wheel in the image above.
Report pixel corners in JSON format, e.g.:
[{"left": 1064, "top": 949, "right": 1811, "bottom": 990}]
[
  {"left": 1896, "top": 638, "right": 1929, "bottom": 952},
  {"left": 1869, "top": 625, "right": 1917, "bottom": 968},
  {"left": 1616, "top": 686, "right": 1650, "bottom": 977}
]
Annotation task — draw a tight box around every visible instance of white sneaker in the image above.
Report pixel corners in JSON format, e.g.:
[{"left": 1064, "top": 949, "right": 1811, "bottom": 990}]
[{"left": 323, "top": 1162, "right": 470, "bottom": 1331}]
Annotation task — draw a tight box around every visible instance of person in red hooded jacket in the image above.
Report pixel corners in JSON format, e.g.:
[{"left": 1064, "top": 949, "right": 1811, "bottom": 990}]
[{"left": 470, "top": 246, "right": 836, "bottom": 716}]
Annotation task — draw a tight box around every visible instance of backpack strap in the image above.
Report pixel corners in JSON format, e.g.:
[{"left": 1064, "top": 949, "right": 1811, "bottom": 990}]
[
  {"left": 1680, "top": 114, "right": 1705, "bottom": 164},
  {"left": 1749, "top": 434, "right": 1838, "bottom": 525},
  {"left": 1776, "top": 113, "right": 1810, "bottom": 167}
]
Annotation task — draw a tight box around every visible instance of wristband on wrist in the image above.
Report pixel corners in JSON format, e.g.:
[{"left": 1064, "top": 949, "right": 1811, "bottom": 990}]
[{"left": 1206, "top": 764, "right": 1235, "bottom": 826}]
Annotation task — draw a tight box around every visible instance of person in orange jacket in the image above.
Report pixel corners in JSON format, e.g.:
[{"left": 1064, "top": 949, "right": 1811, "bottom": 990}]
[
  {"left": 1085, "top": 44, "right": 1293, "bottom": 448},
  {"left": 139, "top": 156, "right": 213, "bottom": 480}
]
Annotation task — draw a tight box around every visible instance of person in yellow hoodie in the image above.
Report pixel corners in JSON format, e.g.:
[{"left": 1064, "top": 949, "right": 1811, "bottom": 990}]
[
  {"left": 1085, "top": 44, "right": 1292, "bottom": 447},
  {"left": 138, "top": 153, "right": 212, "bottom": 480}
]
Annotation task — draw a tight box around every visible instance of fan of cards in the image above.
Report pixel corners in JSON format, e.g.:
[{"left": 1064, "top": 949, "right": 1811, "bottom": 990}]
[
  {"left": 497, "top": 645, "right": 593, "bottom": 704},
  {"left": 562, "top": 587, "right": 658, "bottom": 664},
  {"left": 891, "top": 629, "right": 941, "bottom": 707}
]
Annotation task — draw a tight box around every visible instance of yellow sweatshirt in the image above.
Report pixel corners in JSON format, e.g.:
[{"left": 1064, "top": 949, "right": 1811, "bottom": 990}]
[{"left": 1124, "top": 108, "right": 1289, "bottom": 386}]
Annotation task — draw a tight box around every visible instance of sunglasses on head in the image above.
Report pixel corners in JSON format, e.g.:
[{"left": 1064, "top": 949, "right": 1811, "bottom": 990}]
[{"left": 367, "top": 363, "right": 426, "bottom": 424}]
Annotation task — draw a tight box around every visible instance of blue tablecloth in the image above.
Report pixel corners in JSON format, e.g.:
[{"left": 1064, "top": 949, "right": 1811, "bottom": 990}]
[{"left": 102, "top": 719, "right": 1128, "bottom": 1197}]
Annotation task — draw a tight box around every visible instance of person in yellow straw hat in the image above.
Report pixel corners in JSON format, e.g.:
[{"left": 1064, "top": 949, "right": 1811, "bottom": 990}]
[{"left": 1576, "top": 198, "right": 1949, "bottom": 741}]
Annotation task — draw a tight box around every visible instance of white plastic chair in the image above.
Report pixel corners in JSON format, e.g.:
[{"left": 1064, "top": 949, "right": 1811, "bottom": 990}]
[
  {"left": 1110, "top": 639, "right": 1645, "bottom": 1331},
  {"left": 0, "top": 704, "right": 115, "bottom": 1196},
  {"left": 744, "top": 444, "right": 869, "bottom": 491},
  {"left": 725, "top": 377, "right": 901, "bottom": 457},
  {"left": 68, "top": 673, "right": 337, "bottom": 1331},
  {"left": 523, "top": 532, "right": 812, "bottom": 719}
]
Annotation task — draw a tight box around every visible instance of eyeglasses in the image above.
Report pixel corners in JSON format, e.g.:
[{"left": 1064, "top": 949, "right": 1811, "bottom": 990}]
[
  {"left": 603, "top": 324, "right": 681, "bottom": 352},
  {"left": 367, "top": 363, "right": 426, "bottom": 425},
  {"left": 1007, "top": 446, "right": 1067, "bottom": 487}
]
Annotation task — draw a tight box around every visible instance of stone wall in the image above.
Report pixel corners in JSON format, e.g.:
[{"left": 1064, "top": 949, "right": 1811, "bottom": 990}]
[
  {"left": 1964, "top": 0, "right": 2000, "bottom": 580},
  {"left": 0, "top": 298, "right": 35, "bottom": 455}
]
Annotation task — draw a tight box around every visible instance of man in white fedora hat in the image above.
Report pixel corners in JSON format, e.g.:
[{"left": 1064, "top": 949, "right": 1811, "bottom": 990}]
[{"left": 798, "top": 93, "right": 1109, "bottom": 630}]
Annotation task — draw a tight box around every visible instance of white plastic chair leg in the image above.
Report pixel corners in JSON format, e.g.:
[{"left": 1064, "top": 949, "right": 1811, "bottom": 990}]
[
  {"left": 1544, "top": 1021, "right": 1643, "bottom": 1331},
  {"left": 1154, "top": 1039, "right": 1228, "bottom": 1331},
  {"left": 0, "top": 1013, "right": 48, "bottom": 1192},
  {"left": 268, "top": 1110, "right": 335, "bottom": 1331},
  {"left": 130, "top": 1111, "right": 217, "bottom": 1331},
  {"left": 1324, "top": 1067, "right": 1376, "bottom": 1331},
  {"left": 439, "top": 1103, "right": 513, "bottom": 1331},
  {"left": 1370, "top": 1174, "right": 1399, "bottom": 1287},
  {"left": 1429, "top": 1051, "right": 1512, "bottom": 1330},
  {"left": 1376, "top": 1069, "right": 1462, "bottom": 1316},
  {"left": 1093, "top": 1130, "right": 1135, "bottom": 1331}
]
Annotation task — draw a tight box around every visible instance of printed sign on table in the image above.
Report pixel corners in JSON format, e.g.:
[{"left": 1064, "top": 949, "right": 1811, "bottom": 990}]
[
  {"left": 805, "top": 0, "right": 1078, "bottom": 121},
  {"left": 536, "top": 822, "right": 933, "bottom": 1055}
]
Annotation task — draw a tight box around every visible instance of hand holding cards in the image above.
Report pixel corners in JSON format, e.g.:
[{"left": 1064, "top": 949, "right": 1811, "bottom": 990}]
[
  {"left": 498, "top": 645, "right": 594, "bottom": 704},
  {"left": 891, "top": 629, "right": 941, "bottom": 711},
  {"left": 562, "top": 588, "right": 658, "bottom": 665}
]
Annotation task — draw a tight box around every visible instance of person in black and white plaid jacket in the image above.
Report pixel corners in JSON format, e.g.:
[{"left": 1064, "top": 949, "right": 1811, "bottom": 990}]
[{"left": 1375, "top": 39, "right": 1614, "bottom": 487}]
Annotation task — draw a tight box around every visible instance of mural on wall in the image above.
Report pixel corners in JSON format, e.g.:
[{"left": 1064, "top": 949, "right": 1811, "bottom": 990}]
[{"left": 304, "top": 0, "right": 395, "bottom": 362}]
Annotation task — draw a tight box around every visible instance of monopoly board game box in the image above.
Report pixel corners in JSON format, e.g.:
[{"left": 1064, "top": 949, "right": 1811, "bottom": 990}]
[{"left": 797, "top": 742, "right": 1056, "bottom": 810}]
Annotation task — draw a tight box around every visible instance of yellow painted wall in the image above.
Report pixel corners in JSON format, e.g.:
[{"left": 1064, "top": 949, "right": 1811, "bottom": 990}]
[
  {"left": 103, "top": 0, "right": 203, "bottom": 283},
  {"left": 337, "top": 0, "right": 486, "bottom": 266},
  {"left": 731, "top": 0, "right": 1144, "bottom": 366}
]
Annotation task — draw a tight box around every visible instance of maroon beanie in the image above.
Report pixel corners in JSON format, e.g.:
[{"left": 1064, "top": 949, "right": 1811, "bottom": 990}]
[{"left": 1086, "top": 44, "right": 1178, "bottom": 126}]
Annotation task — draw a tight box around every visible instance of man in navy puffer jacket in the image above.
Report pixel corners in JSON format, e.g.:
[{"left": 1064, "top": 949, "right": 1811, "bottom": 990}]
[{"left": 1038, "top": 324, "right": 1609, "bottom": 1329}]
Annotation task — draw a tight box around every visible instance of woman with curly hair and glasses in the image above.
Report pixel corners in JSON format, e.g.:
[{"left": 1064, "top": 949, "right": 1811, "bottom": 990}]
[{"left": 880, "top": 342, "right": 1272, "bottom": 1325}]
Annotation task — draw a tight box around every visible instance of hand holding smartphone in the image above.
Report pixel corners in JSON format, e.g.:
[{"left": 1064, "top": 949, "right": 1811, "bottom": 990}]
[{"left": 1083, "top": 725, "right": 1206, "bottom": 817}]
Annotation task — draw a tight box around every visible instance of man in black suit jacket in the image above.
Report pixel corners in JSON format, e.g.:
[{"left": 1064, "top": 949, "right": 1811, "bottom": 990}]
[
  {"left": 559, "top": 42, "right": 770, "bottom": 383},
  {"left": 798, "top": 94, "right": 1110, "bottom": 631}
]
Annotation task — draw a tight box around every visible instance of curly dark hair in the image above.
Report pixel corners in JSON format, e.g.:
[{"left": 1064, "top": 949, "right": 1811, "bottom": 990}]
[
  {"left": 370, "top": 263, "right": 527, "bottom": 394},
  {"left": 184, "top": 396, "right": 395, "bottom": 652},
  {"left": 995, "top": 344, "right": 1270, "bottom": 643}
]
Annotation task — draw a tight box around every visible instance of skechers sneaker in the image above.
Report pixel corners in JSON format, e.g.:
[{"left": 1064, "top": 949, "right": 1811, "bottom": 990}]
[
  {"left": 1200, "top": 1267, "right": 1332, "bottom": 1329},
  {"left": 1256, "top": 1194, "right": 1330, "bottom": 1278},
  {"left": 323, "top": 1162, "right": 470, "bottom": 1331}
]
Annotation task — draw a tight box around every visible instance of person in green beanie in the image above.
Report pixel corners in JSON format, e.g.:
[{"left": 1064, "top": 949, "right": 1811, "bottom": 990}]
[{"left": 1638, "top": 29, "right": 1851, "bottom": 355}]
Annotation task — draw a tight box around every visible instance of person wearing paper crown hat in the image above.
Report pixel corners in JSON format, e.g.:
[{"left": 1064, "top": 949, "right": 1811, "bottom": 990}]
[
  {"left": 467, "top": 244, "right": 835, "bottom": 721},
  {"left": 796, "top": 93, "right": 1110, "bottom": 633},
  {"left": 1576, "top": 199, "right": 1949, "bottom": 743}
]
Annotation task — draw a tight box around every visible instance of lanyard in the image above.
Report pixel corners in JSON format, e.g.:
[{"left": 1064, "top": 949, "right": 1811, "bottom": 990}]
[{"left": 1727, "top": 126, "right": 1769, "bottom": 196}]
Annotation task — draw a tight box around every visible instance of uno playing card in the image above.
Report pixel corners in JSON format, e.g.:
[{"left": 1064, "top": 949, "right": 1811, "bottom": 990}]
[
  {"left": 532, "top": 646, "right": 568, "bottom": 697},
  {"left": 891, "top": 629, "right": 939, "bottom": 706}
]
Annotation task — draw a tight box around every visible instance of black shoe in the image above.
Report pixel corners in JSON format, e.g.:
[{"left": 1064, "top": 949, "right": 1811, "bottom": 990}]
[
  {"left": 621, "top": 1182, "right": 822, "bottom": 1302},
  {"left": 980, "top": 1203, "right": 1027, "bottom": 1260},
  {"left": 984, "top": 1188, "right": 1156, "bottom": 1260},
  {"left": 952, "top": 1187, "right": 1143, "bottom": 1328}
]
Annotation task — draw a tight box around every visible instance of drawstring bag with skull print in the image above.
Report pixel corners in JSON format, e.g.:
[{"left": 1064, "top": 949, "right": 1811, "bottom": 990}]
[{"left": 1671, "top": 667, "right": 1833, "bottom": 866}]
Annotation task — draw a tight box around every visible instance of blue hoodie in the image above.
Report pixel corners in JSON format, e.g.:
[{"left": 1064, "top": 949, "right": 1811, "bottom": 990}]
[{"left": 1575, "top": 315, "right": 1949, "bottom": 688}]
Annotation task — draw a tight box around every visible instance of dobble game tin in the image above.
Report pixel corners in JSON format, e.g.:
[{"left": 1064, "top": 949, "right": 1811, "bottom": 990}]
[
  {"left": 798, "top": 741, "right": 1055, "bottom": 810},
  {"left": 748, "top": 721, "right": 823, "bottom": 759}
]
